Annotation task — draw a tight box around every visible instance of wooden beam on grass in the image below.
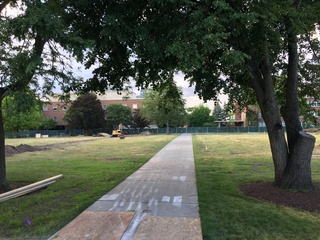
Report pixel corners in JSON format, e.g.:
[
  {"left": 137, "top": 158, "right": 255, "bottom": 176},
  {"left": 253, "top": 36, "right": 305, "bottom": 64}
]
[{"left": 0, "top": 174, "right": 63, "bottom": 202}]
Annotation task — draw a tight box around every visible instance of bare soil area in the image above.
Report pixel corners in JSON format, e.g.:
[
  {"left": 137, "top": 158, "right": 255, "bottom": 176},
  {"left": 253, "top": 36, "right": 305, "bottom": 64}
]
[
  {"left": 5, "top": 144, "right": 49, "bottom": 157},
  {"left": 240, "top": 182, "right": 320, "bottom": 212},
  {"left": 5, "top": 138, "right": 102, "bottom": 157}
]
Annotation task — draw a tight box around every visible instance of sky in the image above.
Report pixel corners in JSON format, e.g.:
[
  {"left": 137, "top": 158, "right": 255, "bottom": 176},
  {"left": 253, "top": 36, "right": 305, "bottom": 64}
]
[{"left": 172, "top": 72, "right": 228, "bottom": 109}]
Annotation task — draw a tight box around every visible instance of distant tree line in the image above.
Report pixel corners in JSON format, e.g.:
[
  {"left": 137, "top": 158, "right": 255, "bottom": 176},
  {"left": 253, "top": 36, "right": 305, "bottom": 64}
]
[{"left": 4, "top": 90, "right": 259, "bottom": 137}]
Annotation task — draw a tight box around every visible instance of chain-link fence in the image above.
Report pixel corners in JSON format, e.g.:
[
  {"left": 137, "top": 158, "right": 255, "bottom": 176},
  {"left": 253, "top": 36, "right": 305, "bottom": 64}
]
[{"left": 5, "top": 126, "right": 270, "bottom": 138}]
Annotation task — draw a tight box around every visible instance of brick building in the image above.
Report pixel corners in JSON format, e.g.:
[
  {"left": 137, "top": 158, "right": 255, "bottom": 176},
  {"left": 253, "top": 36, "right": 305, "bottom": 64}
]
[{"left": 42, "top": 91, "right": 143, "bottom": 129}]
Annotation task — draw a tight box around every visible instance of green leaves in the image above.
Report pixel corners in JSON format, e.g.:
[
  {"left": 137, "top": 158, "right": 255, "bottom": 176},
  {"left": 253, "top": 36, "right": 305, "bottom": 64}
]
[
  {"left": 105, "top": 104, "right": 132, "bottom": 129},
  {"left": 63, "top": 93, "right": 106, "bottom": 130},
  {"left": 140, "top": 84, "right": 186, "bottom": 128},
  {"left": 2, "top": 91, "right": 43, "bottom": 132},
  {"left": 188, "top": 105, "right": 214, "bottom": 127}
]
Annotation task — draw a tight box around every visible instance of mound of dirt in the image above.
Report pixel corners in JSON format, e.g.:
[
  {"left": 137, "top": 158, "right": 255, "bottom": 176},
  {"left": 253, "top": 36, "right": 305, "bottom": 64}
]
[
  {"left": 240, "top": 182, "right": 320, "bottom": 212},
  {"left": 97, "top": 133, "right": 111, "bottom": 137},
  {"left": 4, "top": 139, "right": 101, "bottom": 157},
  {"left": 5, "top": 144, "right": 47, "bottom": 157}
]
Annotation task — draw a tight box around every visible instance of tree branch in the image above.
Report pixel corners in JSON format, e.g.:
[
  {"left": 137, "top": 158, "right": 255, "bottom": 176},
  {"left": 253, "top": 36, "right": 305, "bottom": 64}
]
[{"left": 246, "top": 53, "right": 265, "bottom": 107}]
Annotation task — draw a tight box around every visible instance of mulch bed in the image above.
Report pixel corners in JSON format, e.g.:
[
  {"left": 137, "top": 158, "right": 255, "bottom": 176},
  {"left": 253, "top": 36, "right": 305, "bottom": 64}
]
[{"left": 240, "top": 182, "right": 320, "bottom": 212}]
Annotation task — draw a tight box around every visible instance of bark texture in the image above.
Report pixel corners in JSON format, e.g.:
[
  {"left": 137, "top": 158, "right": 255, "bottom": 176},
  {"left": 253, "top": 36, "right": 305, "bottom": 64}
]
[
  {"left": 247, "top": 35, "right": 315, "bottom": 191},
  {"left": 0, "top": 89, "right": 10, "bottom": 191},
  {"left": 276, "top": 8, "right": 315, "bottom": 191},
  {"left": 282, "top": 132, "right": 315, "bottom": 190},
  {"left": 248, "top": 47, "right": 288, "bottom": 187}
]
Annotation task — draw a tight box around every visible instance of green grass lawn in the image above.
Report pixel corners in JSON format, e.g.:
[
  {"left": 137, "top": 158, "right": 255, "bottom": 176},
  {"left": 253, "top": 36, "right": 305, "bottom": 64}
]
[
  {"left": 1, "top": 133, "right": 320, "bottom": 239},
  {"left": 0, "top": 135, "right": 176, "bottom": 239},
  {"left": 193, "top": 133, "right": 320, "bottom": 240}
]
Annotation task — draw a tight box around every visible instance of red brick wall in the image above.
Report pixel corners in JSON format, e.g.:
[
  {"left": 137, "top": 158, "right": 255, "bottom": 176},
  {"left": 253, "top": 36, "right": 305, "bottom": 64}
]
[{"left": 42, "top": 98, "right": 143, "bottom": 128}]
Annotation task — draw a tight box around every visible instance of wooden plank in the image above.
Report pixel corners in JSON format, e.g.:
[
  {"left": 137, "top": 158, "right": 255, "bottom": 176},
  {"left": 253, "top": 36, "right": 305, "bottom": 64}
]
[{"left": 0, "top": 174, "right": 63, "bottom": 202}]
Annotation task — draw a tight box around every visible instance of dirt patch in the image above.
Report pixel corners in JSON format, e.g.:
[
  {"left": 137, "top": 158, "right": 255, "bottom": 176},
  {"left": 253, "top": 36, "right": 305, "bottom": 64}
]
[
  {"left": 5, "top": 139, "right": 103, "bottom": 157},
  {"left": 240, "top": 182, "right": 320, "bottom": 212},
  {"left": 139, "top": 131, "right": 153, "bottom": 136},
  {"left": 97, "top": 133, "right": 111, "bottom": 137},
  {"left": 105, "top": 157, "right": 123, "bottom": 161},
  {"left": 5, "top": 144, "right": 49, "bottom": 157}
]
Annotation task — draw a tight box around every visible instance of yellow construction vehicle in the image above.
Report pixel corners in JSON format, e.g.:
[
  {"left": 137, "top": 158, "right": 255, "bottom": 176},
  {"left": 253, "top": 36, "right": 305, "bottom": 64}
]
[
  {"left": 112, "top": 123, "right": 123, "bottom": 137},
  {"left": 111, "top": 129, "right": 122, "bottom": 137}
]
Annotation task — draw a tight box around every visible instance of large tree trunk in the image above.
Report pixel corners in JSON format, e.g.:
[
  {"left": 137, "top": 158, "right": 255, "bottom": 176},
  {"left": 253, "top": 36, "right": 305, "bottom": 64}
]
[
  {"left": 248, "top": 47, "right": 288, "bottom": 187},
  {"left": 281, "top": 131, "right": 315, "bottom": 190},
  {"left": 248, "top": 36, "right": 315, "bottom": 191},
  {"left": 279, "top": 14, "right": 315, "bottom": 191},
  {"left": 0, "top": 89, "right": 10, "bottom": 191},
  {"left": 0, "top": 0, "right": 11, "bottom": 193}
]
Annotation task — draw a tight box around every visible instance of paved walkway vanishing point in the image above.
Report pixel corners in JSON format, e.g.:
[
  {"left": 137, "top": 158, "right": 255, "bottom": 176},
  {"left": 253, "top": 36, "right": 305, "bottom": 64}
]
[{"left": 50, "top": 134, "right": 202, "bottom": 240}]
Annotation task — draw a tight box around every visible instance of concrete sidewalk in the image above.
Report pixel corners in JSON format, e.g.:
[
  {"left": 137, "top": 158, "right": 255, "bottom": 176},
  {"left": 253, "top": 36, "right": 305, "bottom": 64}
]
[{"left": 50, "top": 134, "right": 202, "bottom": 240}]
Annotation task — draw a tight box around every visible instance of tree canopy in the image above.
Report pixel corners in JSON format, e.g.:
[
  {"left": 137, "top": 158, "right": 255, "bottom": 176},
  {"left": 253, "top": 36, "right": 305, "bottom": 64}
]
[
  {"left": 63, "top": 93, "right": 106, "bottom": 132},
  {"left": 140, "top": 84, "right": 186, "bottom": 132},
  {"left": 188, "top": 105, "right": 214, "bottom": 127},
  {"left": 212, "top": 103, "right": 228, "bottom": 122},
  {"left": 2, "top": 92, "right": 43, "bottom": 134},
  {"left": 105, "top": 103, "right": 132, "bottom": 129},
  {"left": 132, "top": 109, "right": 149, "bottom": 129}
]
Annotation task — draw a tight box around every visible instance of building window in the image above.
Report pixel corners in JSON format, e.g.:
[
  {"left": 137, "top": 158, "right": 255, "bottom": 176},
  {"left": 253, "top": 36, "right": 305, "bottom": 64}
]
[
  {"left": 43, "top": 106, "right": 48, "bottom": 111},
  {"left": 53, "top": 106, "right": 58, "bottom": 111},
  {"left": 61, "top": 105, "right": 68, "bottom": 111},
  {"left": 133, "top": 104, "right": 138, "bottom": 109},
  {"left": 102, "top": 105, "right": 107, "bottom": 110},
  {"left": 53, "top": 117, "right": 58, "bottom": 121}
]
